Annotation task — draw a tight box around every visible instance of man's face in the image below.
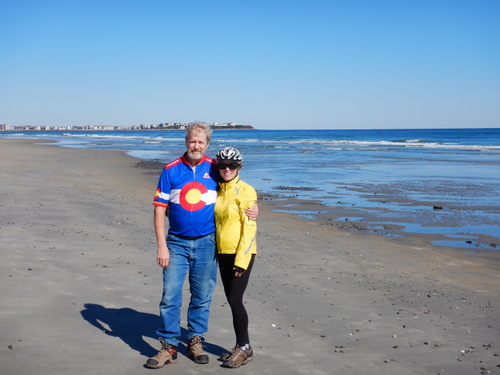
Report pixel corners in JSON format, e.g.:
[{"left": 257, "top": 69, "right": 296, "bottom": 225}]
[{"left": 186, "top": 132, "right": 209, "bottom": 162}]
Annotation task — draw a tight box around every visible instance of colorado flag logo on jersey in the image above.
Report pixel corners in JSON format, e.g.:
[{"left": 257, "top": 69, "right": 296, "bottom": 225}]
[{"left": 170, "top": 181, "right": 217, "bottom": 211}]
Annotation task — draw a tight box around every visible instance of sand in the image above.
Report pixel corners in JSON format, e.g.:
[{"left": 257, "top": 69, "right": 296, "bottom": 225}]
[{"left": 0, "top": 139, "right": 499, "bottom": 375}]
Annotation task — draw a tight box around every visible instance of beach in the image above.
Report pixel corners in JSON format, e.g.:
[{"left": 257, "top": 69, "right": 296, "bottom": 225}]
[{"left": 1, "top": 139, "right": 499, "bottom": 375}]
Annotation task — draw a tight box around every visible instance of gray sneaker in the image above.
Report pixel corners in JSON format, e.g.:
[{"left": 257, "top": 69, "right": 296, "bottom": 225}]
[
  {"left": 219, "top": 345, "right": 253, "bottom": 361},
  {"left": 221, "top": 346, "right": 253, "bottom": 368},
  {"left": 145, "top": 338, "right": 177, "bottom": 369}
]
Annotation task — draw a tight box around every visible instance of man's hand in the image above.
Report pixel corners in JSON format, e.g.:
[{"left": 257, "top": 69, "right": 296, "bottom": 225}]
[
  {"left": 157, "top": 244, "right": 170, "bottom": 269},
  {"left": 245, "top": 203, "right": 259, "bottom": 221},
  {"left": 154, "top": 205, "right": 169, "bottom": 268}
]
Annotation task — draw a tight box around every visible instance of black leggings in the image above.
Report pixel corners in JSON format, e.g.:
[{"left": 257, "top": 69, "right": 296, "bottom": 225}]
[{"left": 218, "top": 254, "right": 255, "bottom": 346}]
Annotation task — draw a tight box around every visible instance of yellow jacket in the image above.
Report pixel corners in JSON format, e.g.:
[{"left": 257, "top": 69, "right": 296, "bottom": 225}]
[{"left": 214, "top": 175, "right": 257, "bottom": 270}]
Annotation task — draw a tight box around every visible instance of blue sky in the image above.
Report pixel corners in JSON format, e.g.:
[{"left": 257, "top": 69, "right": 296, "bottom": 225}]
[{"left": 1, "top": 0, "right": 499, "bottom": 129}]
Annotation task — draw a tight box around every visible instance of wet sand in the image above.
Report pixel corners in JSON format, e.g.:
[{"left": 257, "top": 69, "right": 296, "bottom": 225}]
[{"left": 1, "top": 139, "right": 499, "bottom": 375}]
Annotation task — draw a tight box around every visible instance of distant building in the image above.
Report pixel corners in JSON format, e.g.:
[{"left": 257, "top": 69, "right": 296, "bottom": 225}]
[{"left": 0, "top": 121, "right": 254, "bottom": 131}]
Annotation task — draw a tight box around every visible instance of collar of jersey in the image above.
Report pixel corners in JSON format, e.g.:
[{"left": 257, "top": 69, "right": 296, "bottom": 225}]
[{"left": 181, "top": 153, "right": 211, "bottom": 166}]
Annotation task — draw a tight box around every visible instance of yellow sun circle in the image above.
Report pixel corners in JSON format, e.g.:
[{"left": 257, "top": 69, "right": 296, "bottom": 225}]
[{"left": 186, "top": 189, "right": 202, "bottom": 204}]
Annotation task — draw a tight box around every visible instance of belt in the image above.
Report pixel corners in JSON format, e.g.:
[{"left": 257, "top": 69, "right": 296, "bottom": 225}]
[{"left": 170, "top": 233, "right": 210, "bottom": 240}]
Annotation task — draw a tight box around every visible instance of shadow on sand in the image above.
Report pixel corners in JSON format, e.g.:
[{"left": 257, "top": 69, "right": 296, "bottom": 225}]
[{"left": 80, "top": 303, "right": 226, "bottom": 359}]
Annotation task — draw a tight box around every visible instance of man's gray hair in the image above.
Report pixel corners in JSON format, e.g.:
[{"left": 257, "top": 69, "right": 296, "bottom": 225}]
[{"left": 185, "top": 122, "right": 212, "bottom": 143}]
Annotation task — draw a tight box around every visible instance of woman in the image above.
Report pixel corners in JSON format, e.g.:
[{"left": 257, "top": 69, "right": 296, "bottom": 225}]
[{"left": 214, "top": 147, "right": 257, "bottom": 369}]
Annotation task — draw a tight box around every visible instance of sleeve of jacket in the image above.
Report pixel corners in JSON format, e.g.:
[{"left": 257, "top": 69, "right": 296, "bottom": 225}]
[{"left": 234, "top": 184, "right": 258, "bottom": 270}]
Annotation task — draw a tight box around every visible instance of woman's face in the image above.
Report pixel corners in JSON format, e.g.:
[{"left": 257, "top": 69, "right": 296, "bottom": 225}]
[{"left": 218, "top": 162, "right": 240, "bottom": 182}]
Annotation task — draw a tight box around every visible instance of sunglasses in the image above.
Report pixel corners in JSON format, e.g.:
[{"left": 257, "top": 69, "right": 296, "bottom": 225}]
[{"left": 218, "top": 163, "right": 239, "bottom": 170}]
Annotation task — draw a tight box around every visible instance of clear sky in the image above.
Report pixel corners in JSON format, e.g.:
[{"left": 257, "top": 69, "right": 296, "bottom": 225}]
[{"left": 1, "top": 0, "right": 499, "bottom": 129}]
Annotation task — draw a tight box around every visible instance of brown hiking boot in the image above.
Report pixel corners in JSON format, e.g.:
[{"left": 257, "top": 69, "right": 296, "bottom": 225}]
[
  {"left": 219, "top": 345, "right": 238, "bottom": 361},
  {"left": 145, "top": 338, "right": 177, "bottom": 369},
  {"left": 219, "top": 345, "right": 253, "bottom": 362},
  {"left": 222, "top": 347, "right": 253, "bottom": 368},
  {"left": 188, "top": 335, "right": 209, "bottom": 364}
]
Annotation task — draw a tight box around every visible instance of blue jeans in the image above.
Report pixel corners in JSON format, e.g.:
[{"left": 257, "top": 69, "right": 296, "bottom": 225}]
[{"left": 156, "top": 233, "right": 217, "bottom": 347}]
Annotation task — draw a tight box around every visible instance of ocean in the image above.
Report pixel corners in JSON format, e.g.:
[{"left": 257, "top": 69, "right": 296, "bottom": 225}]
[{"left": 2, "top": 128, "right": 499, "bottom": 251}]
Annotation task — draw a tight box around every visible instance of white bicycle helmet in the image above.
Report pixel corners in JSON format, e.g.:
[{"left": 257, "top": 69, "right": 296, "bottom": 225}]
[{"left": 216, "top": 147, "right": 243, "bottom": 162}]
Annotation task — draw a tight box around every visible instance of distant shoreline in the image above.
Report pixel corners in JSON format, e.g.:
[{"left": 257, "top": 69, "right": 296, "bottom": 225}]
[{"left": 0, "top": 125, "right": 255, "bottom": 132}]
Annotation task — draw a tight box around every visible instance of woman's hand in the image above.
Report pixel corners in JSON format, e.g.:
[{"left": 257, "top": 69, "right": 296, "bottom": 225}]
[{"left": 233, "top": 266, "right": 246, "bottom": 277}]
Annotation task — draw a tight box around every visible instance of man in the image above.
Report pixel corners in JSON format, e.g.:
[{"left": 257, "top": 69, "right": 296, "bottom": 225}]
[{"left": 146, "top": 122, "right": 256, "bottom": 368}]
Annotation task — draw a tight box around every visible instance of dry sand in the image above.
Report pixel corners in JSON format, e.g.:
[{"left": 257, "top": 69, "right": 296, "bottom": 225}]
[{"left": 1, "top": 139, "right": 499, "bottom": 375}]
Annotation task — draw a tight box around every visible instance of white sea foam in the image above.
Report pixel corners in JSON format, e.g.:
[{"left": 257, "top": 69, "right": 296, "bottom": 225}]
[{"left": 218, "top": 137, "right": 500, "bottom": 152}]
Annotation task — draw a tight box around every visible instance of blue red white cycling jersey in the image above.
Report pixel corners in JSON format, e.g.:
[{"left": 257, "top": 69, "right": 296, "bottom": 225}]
[{"left": 153, "top": 154, "right": 219, "bottom": 237}]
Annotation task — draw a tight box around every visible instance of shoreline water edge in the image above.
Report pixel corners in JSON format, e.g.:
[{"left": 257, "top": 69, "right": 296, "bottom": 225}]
[
  {"left": 1, "top": 128, "right": 499, "bottom": 255},
  {"left": 1, "top": 139, "right": 499, "bottom": 375}
]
